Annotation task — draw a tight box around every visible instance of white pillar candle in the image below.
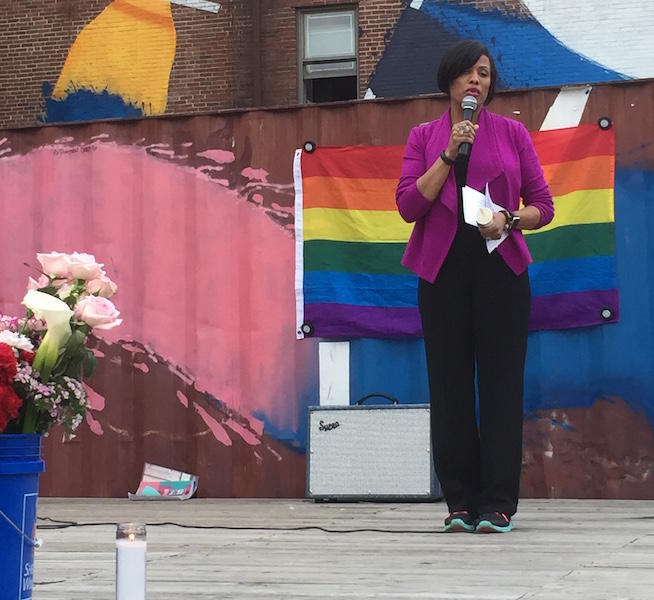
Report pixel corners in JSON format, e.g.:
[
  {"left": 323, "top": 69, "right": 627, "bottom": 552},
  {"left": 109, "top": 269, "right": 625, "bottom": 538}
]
[{"left": 115, "top": 523, "right": 146, "bottom": 600}]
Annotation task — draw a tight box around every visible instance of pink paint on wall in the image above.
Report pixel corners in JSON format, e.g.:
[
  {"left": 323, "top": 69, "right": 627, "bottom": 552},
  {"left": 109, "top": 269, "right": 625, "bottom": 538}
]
[
  {"left": 249, "top": 415, "right": 264, "bottom": 436},
  {"left": 225, "top": 418, "right": 261, "bottom": 446},
  {"left": 0, "top": 141, "right": 317, "bottom": 443},
  {"left": 241, "top": 167, "right": 269, "bottom": 182},
  {"left": 197, "top": 149, "right": 235, "bottom": 163},
  {"left": 193, "top": 402, "right": 232, "bottom": 446},
  {"left": 83, "top": 383, "right": 106, "bottom": 435},
  {"left": 85, "top": 411, "right": 104, "bottom": 435},
  {"left": 176, "top": 390, "right": 189, "bottom": 407},
  {"left": 84, "top": 383, "right": 106, "bottom": 411}
]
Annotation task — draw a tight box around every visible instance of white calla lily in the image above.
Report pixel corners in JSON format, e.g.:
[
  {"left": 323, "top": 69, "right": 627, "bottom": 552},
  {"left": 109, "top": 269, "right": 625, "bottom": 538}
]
[{"left": 22, "top": 290, "right": 74, "bottom": 381}]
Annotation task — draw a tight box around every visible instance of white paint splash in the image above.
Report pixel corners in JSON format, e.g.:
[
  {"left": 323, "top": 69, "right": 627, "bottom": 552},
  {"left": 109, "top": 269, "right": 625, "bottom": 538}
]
[
  {"left": 540, "top": 85, "right": 592, "bottom": 131},
  {"left": 523, "top": 0, "right": 652, "bottom": 79},
  {"left": 171, "top": 0, "right": 221, "bottom": 13}
]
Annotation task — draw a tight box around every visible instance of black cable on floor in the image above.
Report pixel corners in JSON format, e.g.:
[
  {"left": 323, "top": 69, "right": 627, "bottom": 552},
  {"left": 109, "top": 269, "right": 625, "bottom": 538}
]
[{"left": 37, "top": 516, "right": 441, "bottom": 534}]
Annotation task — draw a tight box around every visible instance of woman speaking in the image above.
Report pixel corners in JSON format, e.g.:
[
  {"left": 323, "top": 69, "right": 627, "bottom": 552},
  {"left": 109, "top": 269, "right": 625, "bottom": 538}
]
[{"left": 396, "top": 40, "right": 554, "bottom": 533}]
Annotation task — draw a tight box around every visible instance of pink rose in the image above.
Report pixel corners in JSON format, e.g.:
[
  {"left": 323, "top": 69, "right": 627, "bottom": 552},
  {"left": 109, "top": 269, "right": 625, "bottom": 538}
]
[
  {"left": 74, "top": 296, "right": 123, "bottom": 330},
  {"left": 27, "top": 274, "right": 50, "bottom": 291},
  {"left": 36, "top": 252, "right": 73, "bottom": 278},
  {"left": 86, "top": 275, "right": 118, "bottom": 298},
  {"left": 67, "top": 252, "right": 105, "bottom": 280},
  {"left": 36, "top": 251, "right": 105, "bottom": 281}
]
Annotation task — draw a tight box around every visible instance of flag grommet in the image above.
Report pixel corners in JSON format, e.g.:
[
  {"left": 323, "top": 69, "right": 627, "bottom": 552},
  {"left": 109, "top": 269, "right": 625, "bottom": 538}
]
[{"left": 598, "top": 117, "right": 612, "bottom": 130}]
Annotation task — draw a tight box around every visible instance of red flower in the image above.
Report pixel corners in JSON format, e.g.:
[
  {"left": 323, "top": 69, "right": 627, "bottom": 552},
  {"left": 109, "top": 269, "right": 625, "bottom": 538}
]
[
  {"left": 19, "top": 350, "right": 36, "bottom": 365},
  {"left": 0, "top": 343, "right": 18, "bottom": 384},
  {"left": 0, "top": 383, "right": 22, "bottom": 433}
]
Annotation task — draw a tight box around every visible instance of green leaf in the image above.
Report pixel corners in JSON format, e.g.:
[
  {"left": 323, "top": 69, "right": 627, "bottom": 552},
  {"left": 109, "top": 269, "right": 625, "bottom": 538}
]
[
  {"left": 67, "top": 329, "right": 87, "bottom": 351},
  {"left": 50, "top": 329, "right": 88, "bottom": 379},
  {"left": 83, "top": 350, "right": 98, "bottom": 379},
  {"left": 39, "top": 285, "right": 60, "bottom": 294}
]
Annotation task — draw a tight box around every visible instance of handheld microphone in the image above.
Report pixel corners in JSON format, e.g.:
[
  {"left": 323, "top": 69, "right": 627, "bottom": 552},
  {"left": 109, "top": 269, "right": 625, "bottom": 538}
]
[{"left": 458, "top": 94, "right": 478, "bottom": 158}]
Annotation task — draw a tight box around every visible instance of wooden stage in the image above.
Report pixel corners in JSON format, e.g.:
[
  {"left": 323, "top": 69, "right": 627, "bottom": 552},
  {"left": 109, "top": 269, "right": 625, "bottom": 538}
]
[{"left": 33, "top": 498, "right": 654, "bottom": 599}]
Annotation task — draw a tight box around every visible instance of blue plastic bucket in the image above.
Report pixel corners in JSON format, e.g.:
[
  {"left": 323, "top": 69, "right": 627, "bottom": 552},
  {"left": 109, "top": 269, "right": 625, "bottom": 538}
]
[{"left": 0, "top": 434, "right": 45, "bottom": 600}]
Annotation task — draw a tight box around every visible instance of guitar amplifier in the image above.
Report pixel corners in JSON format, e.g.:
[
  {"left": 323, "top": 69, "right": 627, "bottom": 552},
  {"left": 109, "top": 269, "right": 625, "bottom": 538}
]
[{"left": 307, "top": 395, "right": 442, "bottom": 501}]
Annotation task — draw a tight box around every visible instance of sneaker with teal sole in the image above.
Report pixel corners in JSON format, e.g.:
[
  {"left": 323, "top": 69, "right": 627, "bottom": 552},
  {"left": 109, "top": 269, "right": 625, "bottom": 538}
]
[
  {"left": 444, "top": 511, "right": 477, "bottom": 533},
  {"left": 475, "top": 512, "right": 513, "bottom": 533}
]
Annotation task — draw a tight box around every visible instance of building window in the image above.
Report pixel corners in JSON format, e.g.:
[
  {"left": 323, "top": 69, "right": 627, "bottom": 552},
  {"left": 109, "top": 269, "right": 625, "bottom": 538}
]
[{"left": 298, "top": 7, "right": 358, "bottom": 104}]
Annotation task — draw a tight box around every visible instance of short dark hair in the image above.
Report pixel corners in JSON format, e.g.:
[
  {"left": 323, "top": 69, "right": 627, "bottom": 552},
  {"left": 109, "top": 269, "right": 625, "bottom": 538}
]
[{"left": 437, "top": 40, "right": 498, "bottom": 105}]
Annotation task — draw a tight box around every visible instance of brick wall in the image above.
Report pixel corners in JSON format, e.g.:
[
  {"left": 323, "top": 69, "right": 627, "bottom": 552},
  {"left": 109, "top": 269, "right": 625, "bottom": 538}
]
[
  {"left": 259, "top": 0, "right": 405, "bottom": 105},
  {"left": 0, "top": 0, "right": 258, "bottom": 127},
  {"left": 358, "top": 0, "right": 406, "bottom": 98},
  {"left": 168, "top": 1, "right": 254, "bottom": 114},
  {"left": 6, "top": 0, "right": 624, "bottom": 128},
  {"left": 458, "top": 0, "right": 533, "bottom": 17},
  {"left": 0, "top": 0, "right": 410, "bottom": 127},
  {"left": 0, "top": 0, "right": 109, "bottom": 128}
]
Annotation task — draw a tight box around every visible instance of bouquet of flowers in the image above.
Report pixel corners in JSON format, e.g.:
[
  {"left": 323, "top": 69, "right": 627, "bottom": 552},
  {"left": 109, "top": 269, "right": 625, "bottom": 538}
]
[{"left": 0, "top": 252, "right": 122, "bottom": 435}]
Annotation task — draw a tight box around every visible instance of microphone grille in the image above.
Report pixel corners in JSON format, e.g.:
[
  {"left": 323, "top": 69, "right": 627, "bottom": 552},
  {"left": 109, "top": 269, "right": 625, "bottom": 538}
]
[{"left": 461, "top": 95, "right": 478, "bottom": 111}]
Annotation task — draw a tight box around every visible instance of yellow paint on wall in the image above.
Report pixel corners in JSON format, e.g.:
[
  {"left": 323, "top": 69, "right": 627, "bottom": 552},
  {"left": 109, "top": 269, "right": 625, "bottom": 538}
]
[{"left": 52, "top": 0, "right": 177, "bottom": 115}]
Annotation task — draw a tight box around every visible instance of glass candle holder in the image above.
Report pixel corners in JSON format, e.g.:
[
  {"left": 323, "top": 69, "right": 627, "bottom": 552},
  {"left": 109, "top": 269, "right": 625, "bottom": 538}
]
[{"left": 115, "top": 523, "right": 147, "bottom": 600}]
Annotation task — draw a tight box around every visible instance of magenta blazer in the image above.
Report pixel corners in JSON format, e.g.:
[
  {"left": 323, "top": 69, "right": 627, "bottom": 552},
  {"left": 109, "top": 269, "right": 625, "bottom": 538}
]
[{"left": 396, "top": 108, "right": 554, "bottom": 281}]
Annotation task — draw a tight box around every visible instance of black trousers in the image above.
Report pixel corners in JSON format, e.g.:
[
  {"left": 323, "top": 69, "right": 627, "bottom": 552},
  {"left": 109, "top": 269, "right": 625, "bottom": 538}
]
[{"left": 418, "top": 223, "right": 530, "bottom": 517}]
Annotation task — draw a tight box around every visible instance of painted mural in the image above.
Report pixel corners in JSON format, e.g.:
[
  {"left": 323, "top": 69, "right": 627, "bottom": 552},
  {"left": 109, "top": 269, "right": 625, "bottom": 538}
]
[
  {"left": 367, "top": 1, "right": 653, "bottom": 98},
  {"left": 38, "top": 0, "right": 653, "bottom": 124},
  {"left": 42, "top": 0, "right": 220, "bottom": 123},
  {"left": 0, "top": 122, "right": 318, "bottom": 497},
  {"left": 1, "top": 80, "right": 653, "bottom": 499}
]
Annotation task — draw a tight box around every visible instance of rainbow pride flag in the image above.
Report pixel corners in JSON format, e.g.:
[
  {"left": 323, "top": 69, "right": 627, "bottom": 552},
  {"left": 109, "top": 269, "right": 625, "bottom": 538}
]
[{"left": 294, "top": 124, "right": 617, "bottom": 338}]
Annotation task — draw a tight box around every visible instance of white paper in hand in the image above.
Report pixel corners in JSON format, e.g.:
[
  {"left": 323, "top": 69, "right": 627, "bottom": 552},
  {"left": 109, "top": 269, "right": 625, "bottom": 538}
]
[
  {"left": 462, "top": 185, "right": 486, "bottom": 226},
  {"left": 461, "top": 184, "right": 508, "bottom": 253}
]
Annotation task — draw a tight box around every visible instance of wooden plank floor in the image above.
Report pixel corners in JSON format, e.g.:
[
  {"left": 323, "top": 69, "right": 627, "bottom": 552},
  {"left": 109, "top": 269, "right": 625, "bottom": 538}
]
[{"left": 31, "top": 498, "right": 654, "bottom": 599}]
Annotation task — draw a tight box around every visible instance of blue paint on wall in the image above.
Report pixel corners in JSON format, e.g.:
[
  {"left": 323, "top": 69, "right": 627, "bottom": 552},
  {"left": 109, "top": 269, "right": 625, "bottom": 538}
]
[
  {"left": 349, "top": 168, "right": 654, "bottom": 426},
  {"left": 369, "top": 3, "right": 627, "bottom": 97},
  {"left": 368, "top": 7, "right": 461, "bottom": 98},
  {"left": 41, "top": 82, "right": 143, "bottom": 123},
  {"left": 253, "top": 377, "right": 318, "bottom": 453},
  {"left": 253, "top": 410, "right": 308, "bottom": 452},
  {"left": 525, "top": 167, "right": 654, "bottom": 422},
  {"left": 350, "top": 338, "right": 429, "bottom": 405}
]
